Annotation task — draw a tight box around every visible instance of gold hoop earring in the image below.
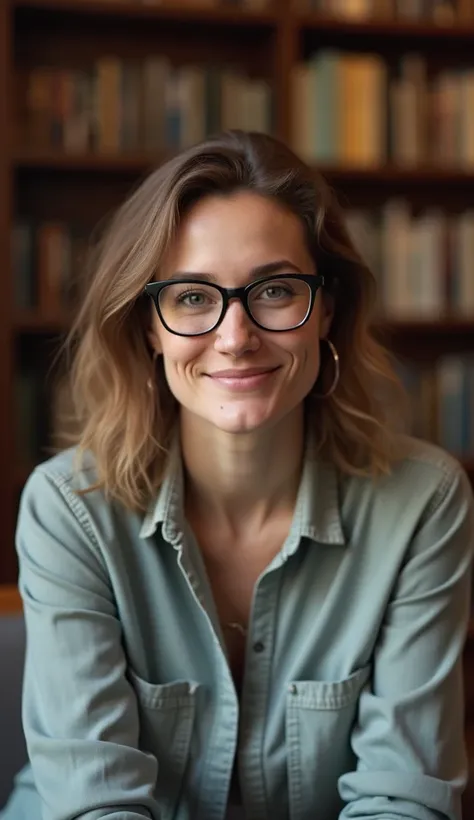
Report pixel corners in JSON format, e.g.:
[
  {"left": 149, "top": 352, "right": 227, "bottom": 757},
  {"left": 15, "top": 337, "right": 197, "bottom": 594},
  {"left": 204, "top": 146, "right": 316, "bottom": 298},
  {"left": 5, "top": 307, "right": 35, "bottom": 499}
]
[
  {"left": 147, "top": 350, "right": 158, "bottom": 391},
  {"left": 314, "top": 338, "right": 340, "bottom": 399}
]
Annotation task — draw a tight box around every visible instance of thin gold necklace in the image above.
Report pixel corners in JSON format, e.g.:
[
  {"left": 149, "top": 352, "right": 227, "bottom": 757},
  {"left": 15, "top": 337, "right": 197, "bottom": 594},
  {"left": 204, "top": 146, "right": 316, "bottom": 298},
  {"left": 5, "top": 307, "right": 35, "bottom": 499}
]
[{"left": 225, "top": 621, "right": 248, "bottom": 638}]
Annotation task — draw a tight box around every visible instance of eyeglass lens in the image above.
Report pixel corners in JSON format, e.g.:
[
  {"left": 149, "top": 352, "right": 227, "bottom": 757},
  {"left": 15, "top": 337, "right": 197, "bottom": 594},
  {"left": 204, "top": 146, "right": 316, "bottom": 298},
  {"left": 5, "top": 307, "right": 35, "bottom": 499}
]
[{"left": 158, "top": 277, "right": 312, "bottom": 335}]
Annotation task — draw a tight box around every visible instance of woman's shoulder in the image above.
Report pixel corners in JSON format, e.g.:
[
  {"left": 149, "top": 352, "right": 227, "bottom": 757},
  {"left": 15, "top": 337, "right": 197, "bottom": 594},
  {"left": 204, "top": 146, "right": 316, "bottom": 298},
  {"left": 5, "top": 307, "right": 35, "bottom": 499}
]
[
  {"left": 19, "top": 446, "right": 123, "bottom": 540},
  {"left": 391, "top": 434, "right": 470, "bottom": 492},
  {"left": 337, "top": 437, "right": 474, "bottom": 574},
  {"left": 396, "top": 435, "right": 473, "bottom": 517},
  {"left": 342, "top": 434, "right": 473, "bottom": 526},
  {"left": 33, "top": 445, "right": 96, "bottom": 480},
  {"left": 24, "top": 446, "right": 100, "bottom": 498},
  {"left": 17, "top": 447, "right": 150, "bottom": 573}
]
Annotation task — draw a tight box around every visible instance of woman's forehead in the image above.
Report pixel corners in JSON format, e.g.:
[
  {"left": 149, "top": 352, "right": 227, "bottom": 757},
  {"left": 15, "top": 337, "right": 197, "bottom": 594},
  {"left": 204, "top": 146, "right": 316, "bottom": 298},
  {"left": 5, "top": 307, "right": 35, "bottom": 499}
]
[{"left": 160, "top": 192, "right": 312, "bottom": 282}]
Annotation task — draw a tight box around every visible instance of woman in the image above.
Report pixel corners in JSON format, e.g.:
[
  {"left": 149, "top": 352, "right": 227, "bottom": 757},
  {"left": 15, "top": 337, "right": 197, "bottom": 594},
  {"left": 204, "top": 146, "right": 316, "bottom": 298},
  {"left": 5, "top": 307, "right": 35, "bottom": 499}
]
[{"left": 2, "top": 130, "right": 473, "bottom": 820}]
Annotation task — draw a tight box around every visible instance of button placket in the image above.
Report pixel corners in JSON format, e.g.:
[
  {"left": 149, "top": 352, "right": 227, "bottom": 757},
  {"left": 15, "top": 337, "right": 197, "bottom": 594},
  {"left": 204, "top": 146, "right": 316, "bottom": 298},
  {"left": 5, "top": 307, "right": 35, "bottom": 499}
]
[{"left": 238, "top": 569, "right": 282, "bottom": 818}]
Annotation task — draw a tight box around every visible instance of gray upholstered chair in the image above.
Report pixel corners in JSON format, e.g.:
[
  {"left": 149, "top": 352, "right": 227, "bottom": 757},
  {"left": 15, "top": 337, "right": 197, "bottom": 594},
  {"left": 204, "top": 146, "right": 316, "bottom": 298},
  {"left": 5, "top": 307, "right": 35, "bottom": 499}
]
[{"left": 0, "top": 613, "right": 27, "bottom": 809}]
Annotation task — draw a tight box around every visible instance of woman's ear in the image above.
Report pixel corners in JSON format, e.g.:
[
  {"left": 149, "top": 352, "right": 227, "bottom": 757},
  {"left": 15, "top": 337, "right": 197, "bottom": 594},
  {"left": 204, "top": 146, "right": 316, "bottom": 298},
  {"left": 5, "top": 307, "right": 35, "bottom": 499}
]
[
  {"left": 146, "top": 328, "right": 162, "bottom": 355},
  {"left": 319, "top": 293, "right": 335, "bottom": 340}
]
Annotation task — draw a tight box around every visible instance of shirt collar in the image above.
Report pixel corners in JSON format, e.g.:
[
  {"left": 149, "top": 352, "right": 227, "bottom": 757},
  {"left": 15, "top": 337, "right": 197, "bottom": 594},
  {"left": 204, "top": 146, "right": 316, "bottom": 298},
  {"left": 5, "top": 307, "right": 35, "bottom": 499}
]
[
  {"left": 290, "top": 441, "right": 346, "bottom": 547},
  {"left": 139, "top": 436, "right": 346, "bottom": 548},
  {"left": 140, "top": 435, "right": 185, "bottom": 544}
]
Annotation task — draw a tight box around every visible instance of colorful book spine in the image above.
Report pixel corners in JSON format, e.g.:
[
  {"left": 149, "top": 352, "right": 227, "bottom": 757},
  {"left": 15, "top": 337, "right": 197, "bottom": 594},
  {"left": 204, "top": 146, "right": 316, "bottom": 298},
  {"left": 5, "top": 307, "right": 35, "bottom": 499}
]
[{"left": 23, "top": 60, "right": 274, "bottom": 154}]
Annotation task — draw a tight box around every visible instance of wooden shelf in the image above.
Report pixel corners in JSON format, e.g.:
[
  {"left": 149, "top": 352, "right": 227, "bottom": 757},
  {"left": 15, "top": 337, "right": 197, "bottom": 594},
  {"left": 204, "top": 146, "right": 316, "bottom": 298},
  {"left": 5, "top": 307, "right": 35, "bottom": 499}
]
[
  {"left": 374, "top": 319, "right": 474, "bottom": 360},
  {"left": 299, "top": 13, "right": 474, "bottom": 43},
  {"left": 319, "top": 164, "right": 474, "bottom": 188},
  {"left": 13, "top": 148, "right": 158, "bottom": 173},
  {"left": 13, "top": 2, "right": 474, "bottom": 39},
  {"left": 375, "top": 318, "right": 474, "bottom": 335},
  {"left": 0, "top": 584, "right": 22, "bottom": 612},
  {"left": 13, "top": 152, "right": 474, "bottom": 187},
  {"left": 14, "top": 0, "right": 277, "bottom": 26}
]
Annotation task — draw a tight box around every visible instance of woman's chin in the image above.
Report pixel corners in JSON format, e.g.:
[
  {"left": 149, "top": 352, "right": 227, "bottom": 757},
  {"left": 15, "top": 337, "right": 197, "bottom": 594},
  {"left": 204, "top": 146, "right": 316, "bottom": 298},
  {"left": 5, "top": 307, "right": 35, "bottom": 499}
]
[
  {"left": 211, "top": 411, "right": 269, "bottom": 435},
  {"left": 179, "top": 391, "right": 306, "bottom": 437},
  {"left": 179, "top": 391, "right": 302, "bottom": 436},
  {"left": 206, "top": 401, "right": 278, "bottom": 435}
]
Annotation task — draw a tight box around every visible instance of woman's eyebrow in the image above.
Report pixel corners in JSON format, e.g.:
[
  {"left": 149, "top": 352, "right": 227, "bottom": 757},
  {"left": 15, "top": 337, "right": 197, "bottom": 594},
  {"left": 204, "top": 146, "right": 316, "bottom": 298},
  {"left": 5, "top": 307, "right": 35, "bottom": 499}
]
[{"left": 168, "top": 260, "right": 302, "bottom": 283}]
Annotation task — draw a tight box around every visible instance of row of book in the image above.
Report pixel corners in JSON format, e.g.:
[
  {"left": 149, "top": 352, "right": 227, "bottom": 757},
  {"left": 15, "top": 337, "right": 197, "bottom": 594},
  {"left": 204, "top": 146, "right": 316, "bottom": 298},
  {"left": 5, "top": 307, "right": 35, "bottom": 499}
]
[
  {"left": 292, "top": 51, "right": 474, "bottom": 168},
  {"left": 299, "top": 0, "right": 472, "bottom": 21},
  {"left": 22, "top": 61, "right": 273, "bottom": 154},
  {"left": 346, "top": 203, "right": 474, "bottom": 320},
  {"left": 397, "top": 356, "right": 474, "bottom": 457},
  {"left": 12, "top": 220, "right": 89, "bottom": 311},
  {"left": 23, "top": 49, "right": 474, "bottom": 167}
]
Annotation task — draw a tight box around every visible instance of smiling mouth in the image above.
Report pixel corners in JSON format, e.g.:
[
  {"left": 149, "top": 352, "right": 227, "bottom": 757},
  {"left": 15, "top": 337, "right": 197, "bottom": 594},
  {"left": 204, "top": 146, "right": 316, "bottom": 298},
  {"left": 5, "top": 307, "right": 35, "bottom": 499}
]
[{"left": 206, "top": 367, "right": 280, "bottom": 390}]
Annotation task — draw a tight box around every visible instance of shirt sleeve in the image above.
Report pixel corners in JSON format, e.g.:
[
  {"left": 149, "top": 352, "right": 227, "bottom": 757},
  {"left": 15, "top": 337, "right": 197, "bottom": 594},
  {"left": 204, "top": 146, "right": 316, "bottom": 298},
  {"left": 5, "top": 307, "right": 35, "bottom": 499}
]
[
  {"left": 16, "top": 467, "right": 160, "bottom": 820},
  {"left": 338, "top": 462, "right": 474, "bottom": 820}
]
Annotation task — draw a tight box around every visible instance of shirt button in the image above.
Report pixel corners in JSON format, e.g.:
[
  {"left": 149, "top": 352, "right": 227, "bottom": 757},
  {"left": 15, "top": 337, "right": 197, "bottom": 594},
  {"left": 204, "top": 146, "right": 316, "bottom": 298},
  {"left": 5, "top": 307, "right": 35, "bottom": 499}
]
[
  {"left": 253, "top": 641, "right": 265, "bottom": 653},
  {"left": 289, "top": 684, "right": 297, "bottom": 695}
]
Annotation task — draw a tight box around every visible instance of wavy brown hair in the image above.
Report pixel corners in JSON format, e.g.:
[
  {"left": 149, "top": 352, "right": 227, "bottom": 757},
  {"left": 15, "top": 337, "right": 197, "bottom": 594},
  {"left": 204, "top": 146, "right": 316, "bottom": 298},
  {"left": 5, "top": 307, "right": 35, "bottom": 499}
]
[{"left": 62, "top": 130, "right": 406, "bottom": 511}]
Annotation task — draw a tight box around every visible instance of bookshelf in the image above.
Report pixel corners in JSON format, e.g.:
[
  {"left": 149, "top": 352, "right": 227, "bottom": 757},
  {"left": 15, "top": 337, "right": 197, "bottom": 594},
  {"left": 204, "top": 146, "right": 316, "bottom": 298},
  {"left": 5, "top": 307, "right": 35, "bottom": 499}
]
[{"left": 2, "top": 0, "right": 474, "bottom": 810}]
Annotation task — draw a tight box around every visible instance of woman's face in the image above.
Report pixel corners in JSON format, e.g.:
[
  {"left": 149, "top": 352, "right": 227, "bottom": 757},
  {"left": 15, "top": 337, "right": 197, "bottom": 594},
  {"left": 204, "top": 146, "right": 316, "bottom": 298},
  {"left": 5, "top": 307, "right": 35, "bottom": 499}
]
[{"left": 148, "top": 191, "right": 333, "bottom": 436}]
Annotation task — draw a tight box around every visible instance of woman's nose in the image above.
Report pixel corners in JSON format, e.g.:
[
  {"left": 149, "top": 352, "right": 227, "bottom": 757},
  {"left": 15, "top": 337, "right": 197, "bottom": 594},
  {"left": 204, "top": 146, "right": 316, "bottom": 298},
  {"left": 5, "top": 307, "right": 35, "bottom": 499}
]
[{"left": 213, "top": 299, "right": 260, "bottom": 356}]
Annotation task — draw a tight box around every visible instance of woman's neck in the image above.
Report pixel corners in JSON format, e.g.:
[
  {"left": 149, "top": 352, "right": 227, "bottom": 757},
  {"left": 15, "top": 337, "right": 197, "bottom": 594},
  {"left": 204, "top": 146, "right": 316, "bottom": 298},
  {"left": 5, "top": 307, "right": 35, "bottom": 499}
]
[{"left": 180, "top": 407, "right": 305, "bottom": 536}]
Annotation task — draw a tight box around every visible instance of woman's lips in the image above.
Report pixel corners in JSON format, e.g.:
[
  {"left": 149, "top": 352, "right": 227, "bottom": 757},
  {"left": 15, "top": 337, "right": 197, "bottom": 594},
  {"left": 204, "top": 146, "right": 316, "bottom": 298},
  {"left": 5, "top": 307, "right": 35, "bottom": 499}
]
[{"left": 206, "top": 367, "right": 280, "bottom": 390}]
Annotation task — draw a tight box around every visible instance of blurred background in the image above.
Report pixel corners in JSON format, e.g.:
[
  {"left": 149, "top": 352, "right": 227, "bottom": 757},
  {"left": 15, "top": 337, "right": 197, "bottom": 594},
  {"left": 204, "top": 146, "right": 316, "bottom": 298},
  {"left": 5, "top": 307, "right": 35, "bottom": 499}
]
[{"left": 1, "top": 0, "right": 474, "bottom": 799}]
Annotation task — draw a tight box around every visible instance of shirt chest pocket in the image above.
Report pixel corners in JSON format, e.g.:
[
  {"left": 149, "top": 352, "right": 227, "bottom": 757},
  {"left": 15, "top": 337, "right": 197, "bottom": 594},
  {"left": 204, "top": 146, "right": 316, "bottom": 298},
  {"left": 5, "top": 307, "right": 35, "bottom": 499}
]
[
  {"left": 128, "top": 668, "right": 199, "bottom": 820},
  {"left": 286, "top": 665, "right": 371, "bottom": 820}
]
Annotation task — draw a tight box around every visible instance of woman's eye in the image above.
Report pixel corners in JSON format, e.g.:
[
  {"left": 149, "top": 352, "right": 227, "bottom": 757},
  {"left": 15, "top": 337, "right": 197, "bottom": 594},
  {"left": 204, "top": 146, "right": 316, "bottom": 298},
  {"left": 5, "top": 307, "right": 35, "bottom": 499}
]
[
  {"left": 258, "top": 284, "right": 292, "bottom": 300},
  {"left": 185, "top": 293, "right": 204, "bottom": 304},
  {"left": 265, "top": 286, "right": 287, "bottom": 298},
  {"left": 177, "top": 290, "right": 209, "bottom": 306}
]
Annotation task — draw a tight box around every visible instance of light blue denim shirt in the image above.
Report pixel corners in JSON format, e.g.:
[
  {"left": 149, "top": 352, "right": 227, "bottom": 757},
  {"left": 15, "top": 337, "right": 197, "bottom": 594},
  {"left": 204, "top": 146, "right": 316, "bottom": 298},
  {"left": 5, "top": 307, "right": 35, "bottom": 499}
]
[{"left": 2, "top": 435, "right": 473, "bottom": 820}]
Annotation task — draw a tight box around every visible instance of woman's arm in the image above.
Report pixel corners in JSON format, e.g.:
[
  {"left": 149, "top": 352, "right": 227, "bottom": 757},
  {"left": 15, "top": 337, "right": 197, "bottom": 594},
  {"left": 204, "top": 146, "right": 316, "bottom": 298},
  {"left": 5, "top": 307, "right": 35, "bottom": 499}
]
[
  {"left": 17, "top": 467, "right": 160, "bottom": 820},
  {"left": 339, "top": 463, "right": 474, "bottom": 820}
]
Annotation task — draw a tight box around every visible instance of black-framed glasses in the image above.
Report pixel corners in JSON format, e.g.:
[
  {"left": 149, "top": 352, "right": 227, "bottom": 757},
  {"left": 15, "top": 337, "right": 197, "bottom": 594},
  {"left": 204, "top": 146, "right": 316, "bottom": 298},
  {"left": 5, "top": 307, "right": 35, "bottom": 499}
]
[{"left": 143, "top": 273, "right": 325, "bottom": 337}]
